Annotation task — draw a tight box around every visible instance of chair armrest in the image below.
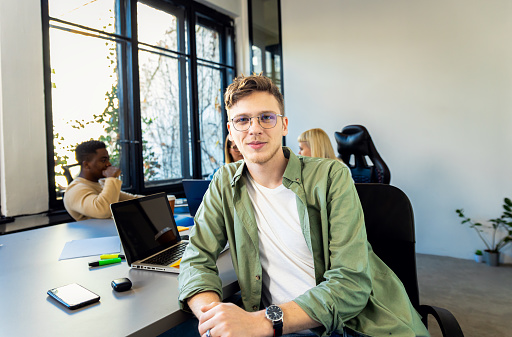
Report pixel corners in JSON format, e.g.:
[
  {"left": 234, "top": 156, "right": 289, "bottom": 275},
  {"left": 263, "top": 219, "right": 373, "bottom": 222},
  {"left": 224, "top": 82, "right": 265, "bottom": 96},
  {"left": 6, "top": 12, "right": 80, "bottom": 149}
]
[{"left": 418, "top": 304, "right": 464, "bottom": 337}]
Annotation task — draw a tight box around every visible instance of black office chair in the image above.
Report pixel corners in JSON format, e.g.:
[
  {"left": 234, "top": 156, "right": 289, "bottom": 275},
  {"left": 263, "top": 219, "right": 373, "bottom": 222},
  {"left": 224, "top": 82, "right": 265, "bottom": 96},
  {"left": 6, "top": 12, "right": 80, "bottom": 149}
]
[
  {"left": 355, "top": 183, "right": 464, "bottom": 337},
  {"left": 335, "top": 125, "right": 390, "bottom": 184},
  {"left": 62, "top": 163, "right": 81, "bottom": 184}
]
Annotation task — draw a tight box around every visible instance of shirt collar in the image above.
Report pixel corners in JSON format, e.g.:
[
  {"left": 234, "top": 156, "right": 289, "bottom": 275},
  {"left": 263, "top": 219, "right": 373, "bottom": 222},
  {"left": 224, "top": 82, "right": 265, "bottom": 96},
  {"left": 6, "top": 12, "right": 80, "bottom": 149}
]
[
  {"left": 282, "top": 147, "right": 302, "bottom": 186},
  {"left": 231, "top": 160, "right": 246, "bottom": 187}
]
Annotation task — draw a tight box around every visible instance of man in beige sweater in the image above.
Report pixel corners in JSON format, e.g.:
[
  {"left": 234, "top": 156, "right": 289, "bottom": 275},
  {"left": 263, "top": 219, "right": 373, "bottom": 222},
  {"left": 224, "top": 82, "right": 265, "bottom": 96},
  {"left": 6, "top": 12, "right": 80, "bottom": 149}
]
[{"left": 63, "top": 140, "right": 139, "bottom": 221}]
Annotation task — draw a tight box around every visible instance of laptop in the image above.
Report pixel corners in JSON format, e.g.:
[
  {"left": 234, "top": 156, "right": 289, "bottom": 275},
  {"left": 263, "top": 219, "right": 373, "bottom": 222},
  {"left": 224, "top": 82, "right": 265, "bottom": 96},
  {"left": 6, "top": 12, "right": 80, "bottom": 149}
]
[
  {"left": 110, "top": 192, "right": 188, "bottom": 273},
  {"left": 182, "top": 179, "right": 211, "bottom": 216}
]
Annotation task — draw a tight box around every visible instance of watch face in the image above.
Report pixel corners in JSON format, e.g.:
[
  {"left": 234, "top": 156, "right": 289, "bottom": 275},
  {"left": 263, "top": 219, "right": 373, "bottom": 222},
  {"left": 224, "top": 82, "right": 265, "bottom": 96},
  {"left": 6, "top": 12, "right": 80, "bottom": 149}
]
[{"left": 266, "top": 305, "right": 283, "bottom": 321}]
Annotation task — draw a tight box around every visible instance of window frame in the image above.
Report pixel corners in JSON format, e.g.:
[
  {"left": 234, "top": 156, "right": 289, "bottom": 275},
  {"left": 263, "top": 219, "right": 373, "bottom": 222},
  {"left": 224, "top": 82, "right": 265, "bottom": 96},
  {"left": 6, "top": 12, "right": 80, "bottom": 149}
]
[
  {"left": 42, "top": 0, "right": 236, "bottom": 210},
  {"left": 248, "top": 0, "right": 284, "bottom": 93}
]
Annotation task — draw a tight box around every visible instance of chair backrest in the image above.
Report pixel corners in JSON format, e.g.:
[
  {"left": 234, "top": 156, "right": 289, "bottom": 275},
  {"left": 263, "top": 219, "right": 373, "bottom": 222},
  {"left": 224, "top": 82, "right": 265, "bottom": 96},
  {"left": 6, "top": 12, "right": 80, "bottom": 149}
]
[
  {"left": 62, "top": 163, "right": 81, "bottom": 184},
  {"left": 355, "top": 183, "right": 420, "bottom": 308},
  {"left": 335, "top": 125, "right": 390, "bottom": 184}
]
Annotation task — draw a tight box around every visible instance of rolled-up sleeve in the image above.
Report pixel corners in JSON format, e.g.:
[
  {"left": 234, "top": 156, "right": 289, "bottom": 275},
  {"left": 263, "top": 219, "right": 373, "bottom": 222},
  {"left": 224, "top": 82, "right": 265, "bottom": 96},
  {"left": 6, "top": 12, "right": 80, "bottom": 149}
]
[{"left": 178, "top": 174, "right": 229, "bottom": 312}]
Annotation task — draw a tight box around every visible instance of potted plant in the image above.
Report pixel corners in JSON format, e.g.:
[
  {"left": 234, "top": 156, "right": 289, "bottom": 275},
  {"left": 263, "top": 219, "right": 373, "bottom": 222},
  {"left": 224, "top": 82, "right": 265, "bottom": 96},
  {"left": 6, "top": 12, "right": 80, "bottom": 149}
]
[
  {"left": 456, "top": 197, "right": 512, "bottom": 266},
  {"left": 474, "top": 249, "right": 484, "bottom": 263}
]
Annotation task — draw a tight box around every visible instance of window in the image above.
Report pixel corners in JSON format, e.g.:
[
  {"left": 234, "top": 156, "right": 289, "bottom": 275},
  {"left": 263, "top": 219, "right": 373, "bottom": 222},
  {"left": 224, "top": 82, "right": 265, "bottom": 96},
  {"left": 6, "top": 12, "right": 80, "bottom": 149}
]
[
  {"left": 249, "top": 0, "right": 283, "bottom": 92},
  {"left": 42, "top": 0, "right": 235, "bottom": 208}
]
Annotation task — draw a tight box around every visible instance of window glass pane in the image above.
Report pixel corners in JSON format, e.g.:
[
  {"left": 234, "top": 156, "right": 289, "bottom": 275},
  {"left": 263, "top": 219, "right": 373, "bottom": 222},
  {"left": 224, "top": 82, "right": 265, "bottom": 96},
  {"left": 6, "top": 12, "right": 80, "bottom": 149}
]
[
  {"left": 50, "top": 28, "right": 122, "bottom": 198},
  {"left": 49, "top": 0, "right": 118, "bottom": 34},
  {"left": 250, "top": 0, "right": 282, "bottom": 91},
  {"left": 138, "top": 3, "right": 185, "bottom": 185},
  {"left": 197, "top": 64, "right": 224, "bottom": 176},
  {"left": 274, "top": 54, "right": 281, "bottom": 86},
  {"left": 252, "top": 46, "right": 262, "bottom": 74},
  {"left": 137, "top": 2, "right": 178, "bottom": 51},
  {"left": 196, "top": 24, "right": 220, "bottom": 63},
  {"left": 139, "top": 49, "right": 183, "bottom": 183}
]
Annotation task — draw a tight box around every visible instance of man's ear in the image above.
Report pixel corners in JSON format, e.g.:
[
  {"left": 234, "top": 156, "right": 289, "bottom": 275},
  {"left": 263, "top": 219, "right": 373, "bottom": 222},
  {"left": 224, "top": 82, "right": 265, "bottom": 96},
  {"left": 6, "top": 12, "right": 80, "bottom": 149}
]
[
  {"left": 82, "top": 160, "right": 90, "bottom": 170},
  {"left": 281, "top": 116, "right": 289, "bottom": 137}
]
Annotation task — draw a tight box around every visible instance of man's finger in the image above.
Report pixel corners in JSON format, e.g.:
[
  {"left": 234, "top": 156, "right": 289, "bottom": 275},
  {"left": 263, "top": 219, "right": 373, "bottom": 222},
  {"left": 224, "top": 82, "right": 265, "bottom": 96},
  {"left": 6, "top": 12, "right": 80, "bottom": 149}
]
[{"left": 198, "top": 302, "right": 224, "bottom": 327}]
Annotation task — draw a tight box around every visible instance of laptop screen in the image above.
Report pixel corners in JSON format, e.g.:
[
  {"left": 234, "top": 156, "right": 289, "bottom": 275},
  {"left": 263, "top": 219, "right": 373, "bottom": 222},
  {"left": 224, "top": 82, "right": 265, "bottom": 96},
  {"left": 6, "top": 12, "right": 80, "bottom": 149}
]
[{"left": 111, "top": 192, "right": 181, "bottom": 265}]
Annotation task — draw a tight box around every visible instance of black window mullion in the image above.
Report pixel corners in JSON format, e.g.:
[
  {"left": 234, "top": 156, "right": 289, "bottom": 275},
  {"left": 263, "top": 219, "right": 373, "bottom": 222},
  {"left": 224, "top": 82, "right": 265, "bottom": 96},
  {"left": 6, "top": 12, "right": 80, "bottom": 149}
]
[
  {"left": 222, "top": 24, "right": 235, "bottom": 144},
  {"left": 176, "top": 8, "right": 191, "bottom": 179},
  {"left": 127, "top": 0, "right": 144, "bottom": 193},
  {"left": 48, "top": 17, "right": 130, "bottom": 42},
  {"left": 187, "top": 4, "right": 201, "bottom": 179},
  {"left": 116, "top": 1, "right": 135, "bottom": 192},
  {"left": 42, "top": 0, "right": 60, "bottom": 210},
  {"left": 248, "top": 0, "right": 255, "bottom": 75},
  {"left": 277, "top": 0, "right": 284, "bottom": 97}
]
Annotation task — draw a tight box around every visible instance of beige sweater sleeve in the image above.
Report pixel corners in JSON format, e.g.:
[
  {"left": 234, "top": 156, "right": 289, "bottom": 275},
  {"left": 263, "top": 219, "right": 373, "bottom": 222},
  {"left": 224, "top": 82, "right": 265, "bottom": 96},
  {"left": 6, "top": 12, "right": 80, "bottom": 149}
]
[
  {"left": 64, "top": 178, "right": 124, "bottom": 221},
  {"left": 119, "top": 190, "right": 141, "bottom": 201}
]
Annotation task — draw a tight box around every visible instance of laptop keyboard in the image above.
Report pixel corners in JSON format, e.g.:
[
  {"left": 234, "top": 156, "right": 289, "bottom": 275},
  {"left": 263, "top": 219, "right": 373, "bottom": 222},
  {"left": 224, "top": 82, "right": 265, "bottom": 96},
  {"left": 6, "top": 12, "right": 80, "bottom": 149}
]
[{"left": 143, "top": 241, "right": 188, "bottom": 266}]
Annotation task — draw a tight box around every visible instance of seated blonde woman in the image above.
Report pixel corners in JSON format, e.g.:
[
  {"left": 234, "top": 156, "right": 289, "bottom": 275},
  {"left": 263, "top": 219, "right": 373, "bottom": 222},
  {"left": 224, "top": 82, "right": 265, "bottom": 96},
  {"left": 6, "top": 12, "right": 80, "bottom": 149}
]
[
  {"left": 224, "top": 134, "right": 244, "bottom": 163},
  {"left": 298, "top": 128, "right": 342, "bottom": 161}
]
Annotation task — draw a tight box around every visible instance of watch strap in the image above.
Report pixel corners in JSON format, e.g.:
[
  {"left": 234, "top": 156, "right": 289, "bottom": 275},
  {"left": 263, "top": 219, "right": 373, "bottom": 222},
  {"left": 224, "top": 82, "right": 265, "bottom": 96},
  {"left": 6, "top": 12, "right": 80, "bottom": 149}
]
[{"left": 273, "top": 321, "right": 283, "bottom": 337}]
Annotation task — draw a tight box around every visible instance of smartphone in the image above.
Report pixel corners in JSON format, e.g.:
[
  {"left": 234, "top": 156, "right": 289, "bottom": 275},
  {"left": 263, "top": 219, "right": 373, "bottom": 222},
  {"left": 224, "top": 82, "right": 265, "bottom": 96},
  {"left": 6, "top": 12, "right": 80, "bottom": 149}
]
[{"left": 47, "top": 283, "right": 100, "bottom": 310}]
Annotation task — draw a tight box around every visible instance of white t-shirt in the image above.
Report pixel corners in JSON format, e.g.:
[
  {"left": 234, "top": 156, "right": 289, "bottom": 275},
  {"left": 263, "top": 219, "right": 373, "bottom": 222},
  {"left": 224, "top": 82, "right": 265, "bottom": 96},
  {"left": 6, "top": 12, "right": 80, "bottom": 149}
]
[{"left": 246, "top": 174, "right": 316, "bottom": 307}]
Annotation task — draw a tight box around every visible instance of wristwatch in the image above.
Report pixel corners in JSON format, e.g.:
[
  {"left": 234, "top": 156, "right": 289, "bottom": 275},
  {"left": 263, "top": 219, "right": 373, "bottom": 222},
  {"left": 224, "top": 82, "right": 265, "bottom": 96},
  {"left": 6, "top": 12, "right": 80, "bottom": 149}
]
[{"left": 265, "top": 304, "right": 283, "bottom": 337}]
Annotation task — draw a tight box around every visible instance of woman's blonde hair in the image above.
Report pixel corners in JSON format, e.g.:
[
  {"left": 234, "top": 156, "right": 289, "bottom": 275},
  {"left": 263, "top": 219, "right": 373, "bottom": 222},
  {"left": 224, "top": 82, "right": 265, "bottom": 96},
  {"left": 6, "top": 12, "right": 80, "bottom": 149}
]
[{"left": 297, "top": 128, "right": 339, "bottom": 160}]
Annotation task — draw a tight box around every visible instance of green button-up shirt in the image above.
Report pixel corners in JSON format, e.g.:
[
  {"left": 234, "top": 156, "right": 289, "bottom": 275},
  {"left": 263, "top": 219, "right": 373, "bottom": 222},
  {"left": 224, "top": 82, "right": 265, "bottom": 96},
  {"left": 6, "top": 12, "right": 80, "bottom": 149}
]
[{"left": 178, "top": 147, "right": 429, "bottom": 337}]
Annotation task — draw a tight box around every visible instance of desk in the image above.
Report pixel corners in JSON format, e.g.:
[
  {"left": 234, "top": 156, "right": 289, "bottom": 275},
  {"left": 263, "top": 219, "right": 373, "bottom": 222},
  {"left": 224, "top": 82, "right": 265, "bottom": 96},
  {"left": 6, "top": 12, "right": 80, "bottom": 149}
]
[{"left": 0, "top": 219, "right": 239, "bottom": 336}]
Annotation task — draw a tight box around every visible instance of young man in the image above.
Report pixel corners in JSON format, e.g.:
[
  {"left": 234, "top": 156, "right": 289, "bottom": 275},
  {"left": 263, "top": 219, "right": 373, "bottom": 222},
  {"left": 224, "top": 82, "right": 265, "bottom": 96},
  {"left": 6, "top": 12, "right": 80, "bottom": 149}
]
[
  {"left": 178, "top": 75, "right": 429, "bottom": 337},
  {"left": 63, "top": 140, "right": 139, "bottom": 221}
]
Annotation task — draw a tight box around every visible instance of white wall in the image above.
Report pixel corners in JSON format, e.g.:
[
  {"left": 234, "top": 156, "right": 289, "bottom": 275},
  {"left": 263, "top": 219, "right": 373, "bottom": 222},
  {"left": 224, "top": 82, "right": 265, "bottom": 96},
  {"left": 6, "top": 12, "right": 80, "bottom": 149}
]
[
  {"left": 282, "top": 0, "right": 512, "bottom": 262},
  {"left": 0, "top": 0, "right": 49, "bottom": 216}
]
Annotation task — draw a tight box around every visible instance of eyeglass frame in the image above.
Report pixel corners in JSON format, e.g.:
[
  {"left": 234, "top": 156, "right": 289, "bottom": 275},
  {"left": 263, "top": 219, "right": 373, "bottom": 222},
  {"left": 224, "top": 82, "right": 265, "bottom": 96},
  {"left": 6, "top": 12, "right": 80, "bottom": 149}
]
[{"left": 229, "top": 112, "right": 285, "bottom": 132}]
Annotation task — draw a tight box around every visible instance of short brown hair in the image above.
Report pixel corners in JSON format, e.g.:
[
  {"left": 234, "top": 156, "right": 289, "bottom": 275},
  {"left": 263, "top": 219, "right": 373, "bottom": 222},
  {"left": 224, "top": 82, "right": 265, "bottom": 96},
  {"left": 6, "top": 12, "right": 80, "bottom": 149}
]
[{"left": 224, "top": 74, "right": 284, "bottom": 117}]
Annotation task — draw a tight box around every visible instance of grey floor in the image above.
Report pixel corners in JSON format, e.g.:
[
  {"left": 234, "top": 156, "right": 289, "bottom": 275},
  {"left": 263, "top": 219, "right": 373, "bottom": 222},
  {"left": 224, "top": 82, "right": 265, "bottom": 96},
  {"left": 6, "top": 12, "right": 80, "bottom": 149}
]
[{"left": 416, "top": 254, "right": 512, "bottom": 337}]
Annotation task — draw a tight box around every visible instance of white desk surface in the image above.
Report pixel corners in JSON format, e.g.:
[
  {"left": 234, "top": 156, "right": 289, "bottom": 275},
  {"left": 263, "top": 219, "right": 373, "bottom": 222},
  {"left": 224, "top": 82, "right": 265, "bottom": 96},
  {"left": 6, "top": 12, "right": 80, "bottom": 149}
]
[{"left": 0, "top": 219, "right": 238, "bottom": 337}]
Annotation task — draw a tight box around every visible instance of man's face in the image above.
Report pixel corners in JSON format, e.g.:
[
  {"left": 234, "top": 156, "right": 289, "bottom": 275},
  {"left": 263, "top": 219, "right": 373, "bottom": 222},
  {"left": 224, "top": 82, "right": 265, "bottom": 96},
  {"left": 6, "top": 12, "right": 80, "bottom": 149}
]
[
  {"left": 85, "top": 148, "right": 111, "bottom": 181},
  {"left": 227, "top": 91, "right": 288, "bottom": 165}
]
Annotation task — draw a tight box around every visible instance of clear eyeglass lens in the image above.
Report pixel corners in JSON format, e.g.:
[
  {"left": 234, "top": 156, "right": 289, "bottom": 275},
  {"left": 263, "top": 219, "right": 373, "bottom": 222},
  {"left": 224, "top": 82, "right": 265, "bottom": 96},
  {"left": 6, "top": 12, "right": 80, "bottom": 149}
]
[
  {"left": 233, "top": 113, "right": 278, "bottom": 131},
  {"left": 260, "top": 113, "right": 277, "bottom": 125}
]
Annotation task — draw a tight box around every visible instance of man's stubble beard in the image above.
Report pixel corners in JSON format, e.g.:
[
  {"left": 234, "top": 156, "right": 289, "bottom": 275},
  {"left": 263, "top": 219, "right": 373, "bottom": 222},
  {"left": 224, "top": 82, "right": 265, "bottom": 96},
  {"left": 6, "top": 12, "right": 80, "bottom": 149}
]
[{"left": 243, "top": 142, "right": 282, "bottom": 165}]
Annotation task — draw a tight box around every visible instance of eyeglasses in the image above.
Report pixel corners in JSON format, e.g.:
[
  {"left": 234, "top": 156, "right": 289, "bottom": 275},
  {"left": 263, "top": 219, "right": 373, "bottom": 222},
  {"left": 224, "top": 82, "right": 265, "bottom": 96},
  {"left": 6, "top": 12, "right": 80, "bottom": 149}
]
[{"left": 230, "top": 112, "right": 284, "bottom": 132}]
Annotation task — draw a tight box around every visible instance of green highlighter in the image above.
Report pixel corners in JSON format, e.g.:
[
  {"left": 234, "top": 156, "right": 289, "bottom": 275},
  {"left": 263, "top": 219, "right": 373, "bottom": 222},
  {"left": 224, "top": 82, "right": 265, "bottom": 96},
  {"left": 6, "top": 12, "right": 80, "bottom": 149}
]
[{"left": 88, "top": 257, "right": 122, "bottom": 267}]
